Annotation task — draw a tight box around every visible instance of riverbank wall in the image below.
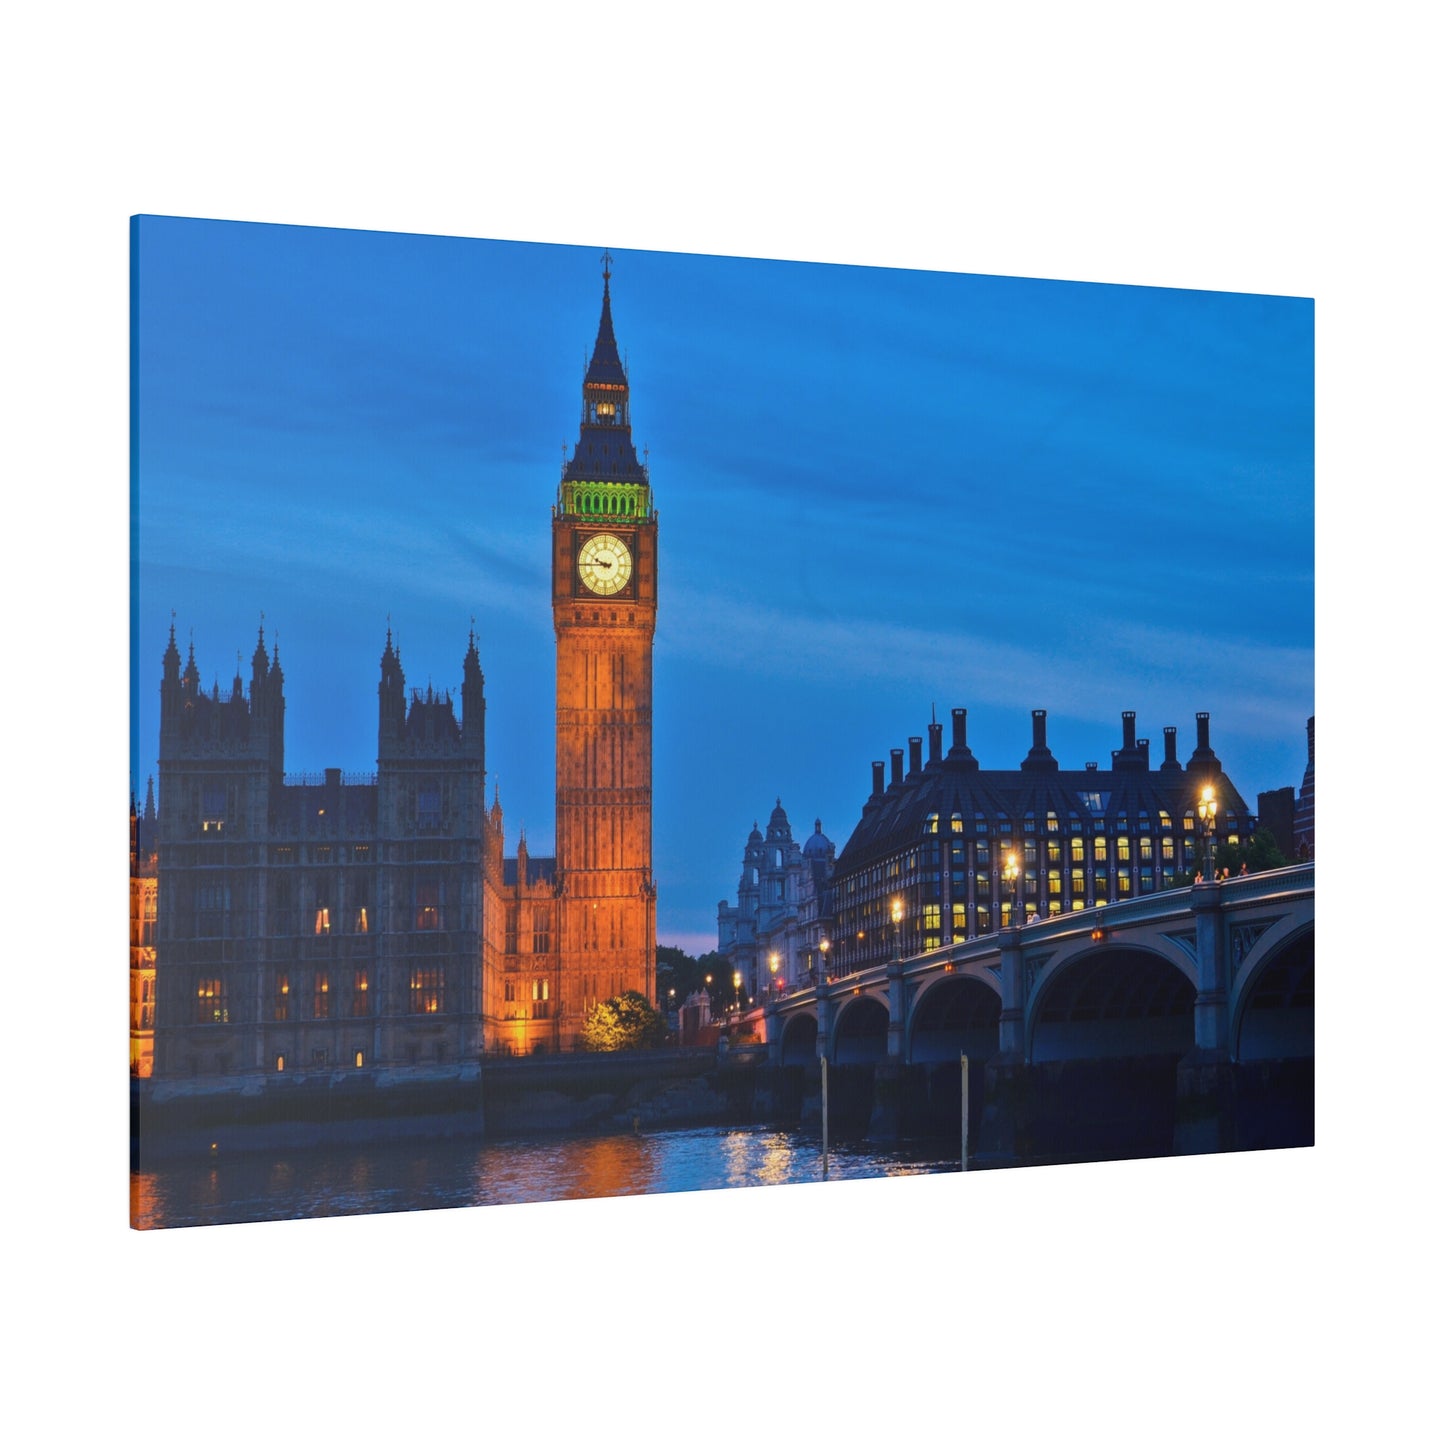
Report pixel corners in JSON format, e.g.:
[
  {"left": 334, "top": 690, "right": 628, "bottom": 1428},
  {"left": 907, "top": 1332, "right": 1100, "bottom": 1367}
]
[
  {"left": 132, "top": 1045, "right": 1311, "bottom": 1165},
  {"left": 132, "top": 1048, "right": 760, "bottom": 1163}
]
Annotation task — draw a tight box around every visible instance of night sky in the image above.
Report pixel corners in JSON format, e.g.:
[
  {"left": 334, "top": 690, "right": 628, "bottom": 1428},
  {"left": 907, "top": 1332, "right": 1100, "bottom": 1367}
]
[{"left": 132, "top": 215, "right": 1313, "bottom": 952}]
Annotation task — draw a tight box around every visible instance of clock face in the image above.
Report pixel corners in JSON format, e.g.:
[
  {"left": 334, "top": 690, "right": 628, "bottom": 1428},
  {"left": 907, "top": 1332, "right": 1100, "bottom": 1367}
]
[{"left": 577, "top": 532, "right": 633, "bottom": 596}]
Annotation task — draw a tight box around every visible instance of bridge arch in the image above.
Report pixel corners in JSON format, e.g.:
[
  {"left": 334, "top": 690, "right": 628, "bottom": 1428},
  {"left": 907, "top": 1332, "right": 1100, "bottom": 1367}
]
[
  {"left": 1233, "top": 923, "right": 1314, "bottom": 1063},
  {"left": 833, "top": 995, "right": 890, "bottom": 1064},
  {"left": 909, "top": 973, "right": 1002, "bottom": 1064},
  {"left": 1028, "top": 944, "right": 1196, "bottom": 1064},
  {"left": 779, "top": 1010, "right": 819, "bottom": 1066}
]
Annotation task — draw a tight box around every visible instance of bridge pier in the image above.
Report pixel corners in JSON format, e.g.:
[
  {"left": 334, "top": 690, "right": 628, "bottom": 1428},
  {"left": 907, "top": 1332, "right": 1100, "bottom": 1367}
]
[{"left": 886, "top": 960, "right": 905, "bottom": 1060}]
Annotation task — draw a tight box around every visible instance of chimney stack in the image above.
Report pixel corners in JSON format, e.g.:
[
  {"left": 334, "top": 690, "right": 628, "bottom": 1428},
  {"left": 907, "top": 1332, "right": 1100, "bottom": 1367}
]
[
  {"left": 908, "top": 736, "right": 923, "bottom": 775},
  {"left": 928, "top": 720, "right": 943, "bottom": 764},
  {"left": 1162, "top": 726, "right": 1180, "bottom": 769},
  {"left": 890, "top": 749, "right": 904, "bottom": 787},
  {"left": 1022, "top": 709, "right": 1058, "bottom": 772},
  {"left": 1123, "top": 711, "right": 1136, "bottom": 749},
  {"left": 871, "top": 760, "right": 885, "bottom": 798}
]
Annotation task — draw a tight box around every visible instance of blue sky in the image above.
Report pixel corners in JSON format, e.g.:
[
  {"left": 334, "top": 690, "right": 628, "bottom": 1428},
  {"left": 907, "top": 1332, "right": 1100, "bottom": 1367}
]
[{"left": 132, "top": 215, "right": 1313, "bottom": 952}]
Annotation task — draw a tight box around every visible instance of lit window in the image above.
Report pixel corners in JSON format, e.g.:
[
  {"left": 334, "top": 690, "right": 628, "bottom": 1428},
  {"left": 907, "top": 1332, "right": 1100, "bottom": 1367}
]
[
  {"left": 410, "top": 967, "right": 444, "bottom": 1015},
  {"left": 273, "top": 973, "right": 290, "bottom": 1022},
  {"left": 951, "top": 814, "right": 963, "bottom": 833},
  {"left": 275, "top": 1055, "right": 286, "bottom": 1072},
  {"left": 415, "top": 882, "right": 441, "bottom": 931},
  {"left": 1140, "top": 836, "right": 1154, "bottom": 860},
  {"left": 1094, "top": 837, "right": 1108, "bottom": 863},
  {"left": 1116, "top": 837, "right": 1131, "bottom": 862},
  {"left": 313, "top": 972, "right": 331, "bottom": 1020},
  {"left": 355, "top": 906, "right": 369, "bottom": 934},
  {"left": 314, "top": 906, "right": 331, "bottom": 935},
  {"left": 354, "top": 1050, "right": 365, "bottom": 1069},
  {"left": 1048, "top": 871, "right": 1061, "bottom": 896},
  {"left": 351, "top": 969, "right": 370, "bottom": 1017},
  {"left": 195, "top": 976, "right": 228, "bottom": 1025},
  {"left": 1162, "top": 837, "right": 1175, "bottom": 861},
  {"left": 1071, "top": 837, "right": 1085, "bottom": 864}
]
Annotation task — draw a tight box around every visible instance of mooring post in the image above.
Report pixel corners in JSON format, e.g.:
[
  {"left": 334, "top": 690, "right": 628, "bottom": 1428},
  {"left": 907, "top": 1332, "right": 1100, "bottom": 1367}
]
[
  {"left": 821, "top": 1055, "right": 830, "bottom": 1179},
  {"left": 960, "top": 1053, "right": 969, "bottom": 1172}
]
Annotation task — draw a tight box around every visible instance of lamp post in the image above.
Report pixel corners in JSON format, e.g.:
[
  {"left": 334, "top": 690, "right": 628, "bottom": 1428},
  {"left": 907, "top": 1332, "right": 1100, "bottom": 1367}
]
[
  {"left": 890, "top": 896, "right": 903, "bottom": 961},
  {"left": 819, "top": 937, "right": 830, "bottom": 981},
  {"left": 1199, "top": 784, "right": 1219, "bottom": 880},
  {"left": 1003, "top": 850, "right": 1021, "bottom": 928},
  {"left": 733, "top": 970, "right": 742, "bottom": 1015},
  {"left": 769, "top": 951, "right": 780, "bottom": 1002}
]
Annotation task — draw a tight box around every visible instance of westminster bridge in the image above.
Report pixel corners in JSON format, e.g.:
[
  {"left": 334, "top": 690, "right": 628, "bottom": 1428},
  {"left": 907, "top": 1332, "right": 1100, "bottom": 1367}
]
[{"left": 755, "top": 864, "right": 1315, "bottom": 1157}]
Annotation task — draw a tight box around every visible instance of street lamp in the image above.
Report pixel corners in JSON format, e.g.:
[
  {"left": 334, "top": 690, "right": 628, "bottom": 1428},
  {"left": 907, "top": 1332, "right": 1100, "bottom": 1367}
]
[
  {"left": 819, "top": 937, "right": 830, "bottom": 980},
  {"left": 1003, "top": 850, "right": 1021, "bottom": 928},
  {"left": 769, "top": 951, "right": 780, "bottom": 1000},
  {"left": 890, "top": 896, "right": 903, "bottom": 960},
  {"left": 733, "top": 970, "right": 742, "bottom": 1014},
  {"left": 1198, "top": 784, "right": 1219, "bottom": 880}
]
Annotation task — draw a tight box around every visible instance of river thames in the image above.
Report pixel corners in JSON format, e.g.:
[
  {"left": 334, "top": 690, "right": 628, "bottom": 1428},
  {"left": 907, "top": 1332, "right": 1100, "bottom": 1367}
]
[{"left": 131, "top": 1124, "right": 982, "bottom": 1230}]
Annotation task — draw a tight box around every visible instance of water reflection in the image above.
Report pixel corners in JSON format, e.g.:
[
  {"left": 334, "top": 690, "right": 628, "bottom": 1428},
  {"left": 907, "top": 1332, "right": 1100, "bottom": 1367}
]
[{"left": 131, "top": 1125, "right": 965, "bottom": 1230}]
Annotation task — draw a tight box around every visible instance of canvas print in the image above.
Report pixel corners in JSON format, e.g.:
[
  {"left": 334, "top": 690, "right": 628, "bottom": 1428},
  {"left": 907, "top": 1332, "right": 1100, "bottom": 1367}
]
[{"left": 129, "top": 217, "right": 1314, "bottom": 1229}]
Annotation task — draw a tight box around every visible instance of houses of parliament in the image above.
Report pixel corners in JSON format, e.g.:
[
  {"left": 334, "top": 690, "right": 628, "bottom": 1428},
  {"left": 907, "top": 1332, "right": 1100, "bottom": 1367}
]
[{"left": 133, "top": 261, "right": 658, "bottom": 1084}]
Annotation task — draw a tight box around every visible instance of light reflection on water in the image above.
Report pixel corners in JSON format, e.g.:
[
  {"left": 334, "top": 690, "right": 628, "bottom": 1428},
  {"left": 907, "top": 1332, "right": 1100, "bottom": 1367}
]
[{"left": 131, "top": 1125, "right": 965, "bottom": 1230}]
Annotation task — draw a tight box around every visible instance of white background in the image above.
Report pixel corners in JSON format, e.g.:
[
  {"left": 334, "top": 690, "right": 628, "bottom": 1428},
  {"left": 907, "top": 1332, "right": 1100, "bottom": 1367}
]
[{"left": 5, "top": 4, "right": 1435, "bottom": 1438}]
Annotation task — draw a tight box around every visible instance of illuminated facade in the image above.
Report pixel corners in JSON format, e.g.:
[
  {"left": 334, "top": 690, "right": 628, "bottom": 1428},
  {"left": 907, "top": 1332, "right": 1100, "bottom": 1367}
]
[
  {"left": 547, "top": 256, "right": 658, "bottom": 1043},
  {"left": 717, "top": 802, "right": 835, "bottom": 1003},
  {"left": 129, "top": 785, "right": 157, "bottom": 1077},
  {"left": 827, "top": 708, "right": 1255, "bottom": 972},
  {"left": 147, "top": 266, "right": 657, "bottom": 1083}
]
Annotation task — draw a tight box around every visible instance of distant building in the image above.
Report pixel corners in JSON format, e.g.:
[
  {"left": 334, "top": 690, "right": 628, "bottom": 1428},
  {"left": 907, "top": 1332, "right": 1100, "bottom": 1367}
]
[
  {"left": 1294, "top": 716, "right": 1315, "bottom": 860},
  {"left": 826, "top": 708, "right": 1255, "bottom": 972},
  {"left": 717, "top": 801, "right": 835, "bottom": 1002},
  {"left": 1256, "top": 786, "right": 1297, "bottom": 858}
]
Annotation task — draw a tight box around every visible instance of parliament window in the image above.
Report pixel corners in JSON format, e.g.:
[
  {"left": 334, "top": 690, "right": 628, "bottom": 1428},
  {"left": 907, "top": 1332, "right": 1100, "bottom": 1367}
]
[
  {"left": 410, "top": 968, "right": 444, "bottom": 1015},
  {"left": 195, "top": 976, "right": 228, "bottom": 1025},
  {"left": 350, "top": 969, "right": 370, "bottom": 1017},
  {"left": 313, "top": 971, "right": 331, "bottom": 1020},
  {"left": 273, "top": 972, "right": 291, "bottom": 1022},
  {"left": 415, "top": 881, "right": 441, "bottom": 931}
]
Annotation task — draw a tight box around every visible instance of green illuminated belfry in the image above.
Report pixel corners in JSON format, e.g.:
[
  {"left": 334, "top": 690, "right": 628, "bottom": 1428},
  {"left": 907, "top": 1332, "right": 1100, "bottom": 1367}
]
[{"left": 558, "top": 254, "right": 651, "bottom": 521}]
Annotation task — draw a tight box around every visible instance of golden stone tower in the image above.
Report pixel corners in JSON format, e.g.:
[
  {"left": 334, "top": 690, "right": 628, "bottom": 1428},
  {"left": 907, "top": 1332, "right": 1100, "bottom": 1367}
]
[{"left": 551, "top": 256, "right": 658, "bottom": 1043}]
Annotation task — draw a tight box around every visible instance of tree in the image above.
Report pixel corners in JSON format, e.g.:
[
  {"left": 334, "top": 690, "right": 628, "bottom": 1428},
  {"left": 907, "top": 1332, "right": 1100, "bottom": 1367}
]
[
  {"left": 1212, "top": 827, "right": 1289, "bottom": 879},
  {"left": 653, "top": 945, "right": 730, "bottom": 1013},
  {"left": 580, "top": 991, "right": 667, "bottom": 1052}
]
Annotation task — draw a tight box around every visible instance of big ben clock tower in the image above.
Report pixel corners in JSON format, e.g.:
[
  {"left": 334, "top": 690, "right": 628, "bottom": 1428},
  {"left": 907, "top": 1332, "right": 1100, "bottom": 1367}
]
[{"left": 552, "top": 255, "right": 657, "bottom": 1041}]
